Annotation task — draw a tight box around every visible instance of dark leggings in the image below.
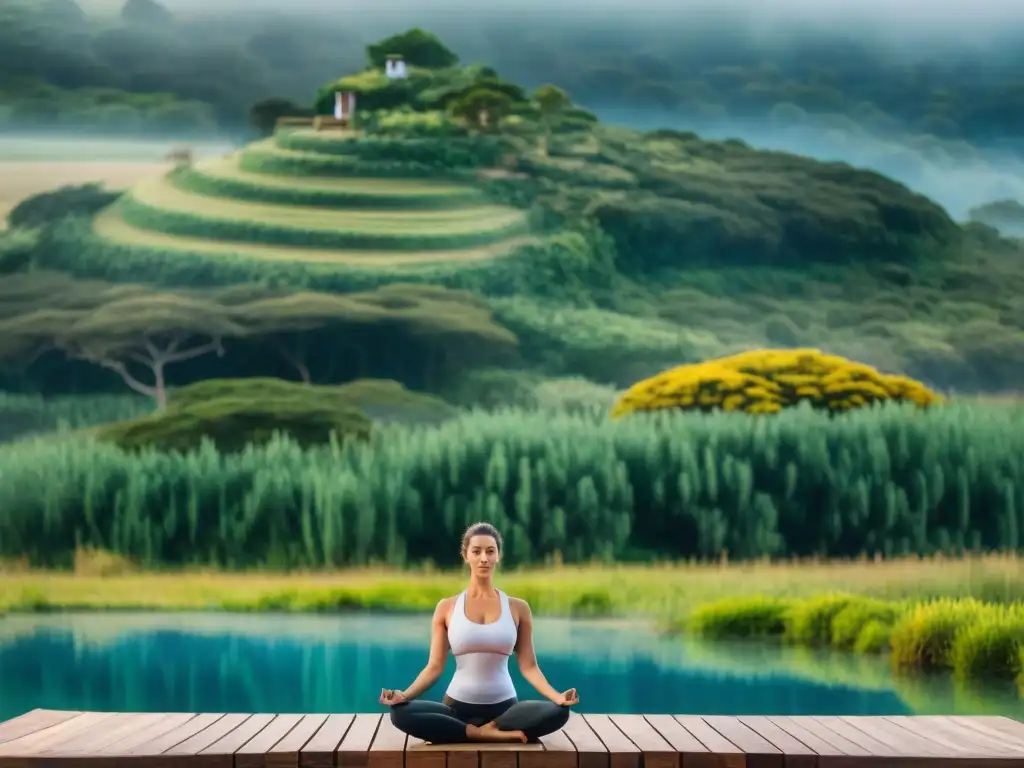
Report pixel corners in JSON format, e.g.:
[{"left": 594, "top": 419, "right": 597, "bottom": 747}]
[{"left": 390, "top": 696, "right": 570, "bottom": 744}]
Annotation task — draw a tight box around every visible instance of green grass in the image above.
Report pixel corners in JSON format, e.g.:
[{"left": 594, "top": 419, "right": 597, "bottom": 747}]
[
  {"left": 91, "top": 207, "right": 537, "bottom": 266},
  {"left": 112, "top": 175, "right": 531, "bottom": 251},
  {"left": 239, "top": 140, "right": 479, "bottom": 180},
  {"left": 2, "top": 555, "right": 1022, "bottom": 617},
  {"left": 174, "top": 157, "right": 489, "bottom": 209},
  {"left": 3, "top": 402, "right": 1024, "bottom": 570},
  {"left": 683, "top": 592, "right": 1024, "bottom": 687},
  {"left": 133, "top": 175, "right": 525, "bottom": 232}
]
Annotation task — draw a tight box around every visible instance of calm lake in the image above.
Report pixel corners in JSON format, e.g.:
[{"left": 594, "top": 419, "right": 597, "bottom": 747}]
[{"left": 1, "top": 613, "right": 1022, "bottom": 721}]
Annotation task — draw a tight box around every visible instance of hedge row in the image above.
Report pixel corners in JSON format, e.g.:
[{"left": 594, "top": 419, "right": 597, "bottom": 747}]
[
  {"left": 170, "top": 168, "right": 488, "bottom": 210},
  {"left": 274, "top": 133, "right": 514, "bottom": 168},
  {"left": 239, "top": 146, "right": 479, "bottom": 181},
  {"left": 114, "top": 197, "right": 532, "bottom": 251}
]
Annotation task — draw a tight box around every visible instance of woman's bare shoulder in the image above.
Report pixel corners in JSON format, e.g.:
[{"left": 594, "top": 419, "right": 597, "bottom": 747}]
[{"left": 505, "top": 595, "right": 533, "bottom": 618}]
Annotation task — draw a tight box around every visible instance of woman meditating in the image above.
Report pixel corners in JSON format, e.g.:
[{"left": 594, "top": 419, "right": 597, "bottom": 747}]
[{"left": 380, "top": 522, "right": 578, "bottom": 744}]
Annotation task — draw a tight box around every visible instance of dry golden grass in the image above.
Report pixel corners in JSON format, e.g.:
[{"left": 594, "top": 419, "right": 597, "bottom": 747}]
[
  {"left": 1, "top": 552, "right": 1020, "bottom": 615},
  {"left": 0, "top": 161, "right": 169, "bottom": 227}
]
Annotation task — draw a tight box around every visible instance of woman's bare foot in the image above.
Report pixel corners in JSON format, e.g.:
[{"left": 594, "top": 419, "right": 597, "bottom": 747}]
[{"left": 466, "top": 721, "right": 528, "bottom": 743}]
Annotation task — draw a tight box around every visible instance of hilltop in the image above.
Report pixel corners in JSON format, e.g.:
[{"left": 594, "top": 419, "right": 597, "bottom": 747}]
[{"left": 2, "top": 28, "right": 1024, "bottom": 403}]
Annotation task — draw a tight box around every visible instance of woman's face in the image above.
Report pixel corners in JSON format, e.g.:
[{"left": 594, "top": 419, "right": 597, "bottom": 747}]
[{"left": 463, "top": 534, "right": 500, "bottom": 575}]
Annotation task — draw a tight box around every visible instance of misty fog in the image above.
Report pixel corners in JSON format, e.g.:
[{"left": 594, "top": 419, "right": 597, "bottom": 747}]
[{"left": 13, "top": 0, "right": 1024, "bottom": 221}]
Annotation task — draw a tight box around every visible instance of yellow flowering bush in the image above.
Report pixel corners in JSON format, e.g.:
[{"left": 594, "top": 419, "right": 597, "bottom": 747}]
[{"left": 610, "top": 348, "right": 941, "bottom": 418}]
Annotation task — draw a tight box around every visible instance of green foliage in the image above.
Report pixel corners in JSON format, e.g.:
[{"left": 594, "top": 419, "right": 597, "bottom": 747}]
[
  {"left": 96, "top": 378, "right": 372, "bottom": 453},
  {"left": 889, "top": 598, "right": 986, "bottom": 672},
  {"left": 830, "top": 597, "right": 906, "bottom": 650},
  {"left": 239, "top": 141, "right": 478, "bottom": 180},
  {"left": 681, "top": 593, "right": 1024, "bottom": 686},
  {"left": 8, "top": 184, "right": 122, "bottom": 229},
  {"left": 2, "top": 402, "right": 1024, "bottom": 568},
  {"left": 170, "top": 167, "right": 488, "bottom": 210},
  {"left": 249, "top": 97, "right": 312, "bottom": 137},
  {"left": 365, "top": 28, "right": 459, "bottom": 69},
  {"left": 167, "top": 377, "right": 458, "bottom": 425},
  {"left": 949, "top": 609, "right": 1024, "bottom": 681},
  {"left": 449, "top": 88, "right": 516, "bottom": 131},
  {"left": 687, "top": 596, "right": 791, "bottom": 639},
  {"left": 274, "top": 133, "right": 516, "bottom": 168},
  {"left": 0, "top": 391, "right": 152, "bottom": 444},
  {"left": 784, "top": 594, "right": 858, "bottom": 646}
]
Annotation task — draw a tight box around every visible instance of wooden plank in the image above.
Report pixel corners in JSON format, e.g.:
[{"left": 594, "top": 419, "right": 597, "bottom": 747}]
[
  {"left": 976, "top": 717, "right": 1024, "bottom": 743},
  {"left": 949, "top": 717, "right": 1024, "bottom": 751},
  {"left": 672, "top": 717, "right": 744, "bottom": 768},
  {"left": 236, "top": 715, "right": 305, "bottom": 768},
  {"left": 481, "top": 740, "right": 517, "bottom": 768},
  {"left": 368, "top": 714, "right": 406, "bottom": 768},
  {"left": 703, "top": 717, "right": 782, "bottom": 768},
  {"left": 769, "top": 718, "right": 867, "bottom": 759},
  {"left": 302, "top": 714, "right": 355, "bottom": 768},
  {"left": 582, "top": 716, "right": 638, "bottom": 768},
  {"left": 562, "top": 713, "right": 609, "bottom": 768},
  {"left": 808, "top": 718, "right": 892, "bottom": 758},
  {"left": 127, "top": 713, "right": 226, "bottom": 755},
  {"left": 736, "top": 717, "right": 817, "bottom": 768},
  {"left": 204, "top": 713, "right": 276, "bottom": 756},
  {"left": 838, "top": 718, "right": 942, "bottom": 758},
  {"left": 45, "top": 713, "right": 165, "bottom": 754},
  {"left": 168, "top": 714, "right": 253, "bottom": 756},
  {"left": 525, "top": 728, "right": 576, "bottom": 768},
  {"left": 0, "top": 711, "right": 118, "bottom": 760},
  {"left": 884, "top": 717, "right": 1014, "bottom": 758},
  {"left": 337, "top": 714, "right": 383, "bottom": 768},
  {"left": 644, "top": 715, "right": 716, "bottom": 768},
  {"left": 609, "top": 715, "right": 675, "bottom": 768},
  {"left": 405, "top": 738, "right": 447, "bottom": 768},
  {"left": 269, "top": 714, "right": 331, "bottom": 768},
  {"left": 98, "top": 714, "right": 198, "bottom": 755},
  {"left": 0, "top": 711, "right": 82, "bottom": 746}
]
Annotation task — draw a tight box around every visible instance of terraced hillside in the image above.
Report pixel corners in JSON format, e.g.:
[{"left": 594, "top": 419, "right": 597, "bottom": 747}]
[{"left": 91, "top": 131, "right": 535, "bottom": 268}]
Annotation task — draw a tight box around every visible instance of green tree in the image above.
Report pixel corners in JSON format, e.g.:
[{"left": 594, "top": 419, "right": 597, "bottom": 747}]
[
  {"left": 449, "top": 88, "right": 514, "bottom": 132},
  {"left": 365, "top": 28, "right": 458, "bottom": 70},
  {"left": 248, "top": 97, "right": 311, "bottom": 138},
  {"left": 232, "top": 283, "right": 520, "bottom": 386},
  {"left": 532, "top": 84, "right": 572, "bottom": 156},
  {"left": 0, "top": 274, "right": 245, "bottom": 408}
]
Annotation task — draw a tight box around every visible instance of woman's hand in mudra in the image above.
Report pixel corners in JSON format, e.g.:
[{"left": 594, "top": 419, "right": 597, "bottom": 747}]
[
  {"left": 553, "top": 688, "right": 579, "bottom": 707},
  {"left": 379, "top": 688, "right": 407, "bottom": 706}
]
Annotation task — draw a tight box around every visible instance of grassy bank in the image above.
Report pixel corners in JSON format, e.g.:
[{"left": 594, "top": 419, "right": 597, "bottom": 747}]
[
  {"left": 684, "top": 590, "right": 1024, "bottom": 689},
  {"left": 2, "top": 553, "right": 1021, "bottom": 616}
]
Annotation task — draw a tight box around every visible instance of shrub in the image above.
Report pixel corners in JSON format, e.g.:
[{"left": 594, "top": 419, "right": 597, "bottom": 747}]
[
  {"left": 170, "top": 167, "right": 487, "bottom": 210},
  {"left": 784, "top": 593, "right": 856, "bottom": 646},
  {"left": 96, "top": 380, "right": 373, "bottom": 453},
  {"left": 889, "top": 598, "right": 984, "bottom": 672},
  {"left": 611, "top": 348, "right": 941, "bottom": 417},
  {"left": 830, "top": 597, "right": 905, "bottom": 651},
  {"left": 3, "top": 403, "right": 1024, "bottom": 568},
  {"left": 8, "top": 183, "right": 121, "bottom": 229},
  {"left": 854, "top": 619, "right": 894, "bottom": 653},
  {"left": 948, "top": 608, "right": 1024, "bottom": 682},
  {"left": 687, "top": 596, "right": 792, "bottom": 639}
]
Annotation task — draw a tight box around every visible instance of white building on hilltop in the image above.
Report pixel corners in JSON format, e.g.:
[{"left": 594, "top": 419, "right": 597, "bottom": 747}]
[{"left": 385, "top": 54, "right": 407, "bottom": 79}]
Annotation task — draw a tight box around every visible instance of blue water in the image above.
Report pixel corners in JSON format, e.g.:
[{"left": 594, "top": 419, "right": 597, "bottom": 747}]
[{"left": 1, "top": 613, "right": 1021, "bottom": 721}]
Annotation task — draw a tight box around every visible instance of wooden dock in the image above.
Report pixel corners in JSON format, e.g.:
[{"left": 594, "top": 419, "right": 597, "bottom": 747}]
[{"left": 1, "top": 710, "right": 1023, "bottom": 768}]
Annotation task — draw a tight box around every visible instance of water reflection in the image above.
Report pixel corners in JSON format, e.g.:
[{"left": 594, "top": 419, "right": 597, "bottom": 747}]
[{"left": 0, "top": 613, "right": 1018, "bottom": 721}]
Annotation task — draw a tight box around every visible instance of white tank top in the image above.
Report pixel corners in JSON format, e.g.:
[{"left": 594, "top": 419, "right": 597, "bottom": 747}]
[{"left": 445, "top": 589, "right": 518, "bottom": 704}]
